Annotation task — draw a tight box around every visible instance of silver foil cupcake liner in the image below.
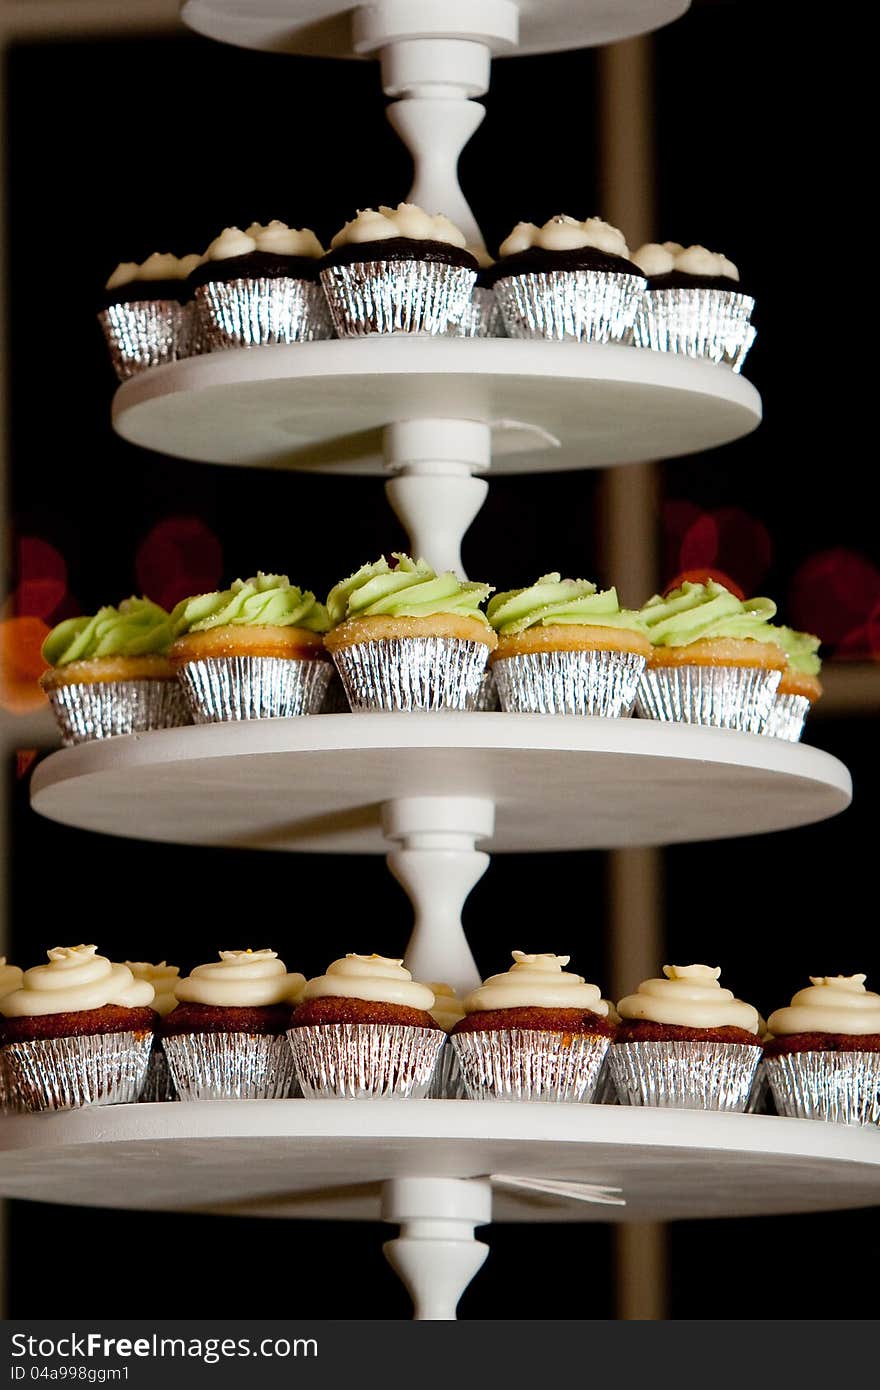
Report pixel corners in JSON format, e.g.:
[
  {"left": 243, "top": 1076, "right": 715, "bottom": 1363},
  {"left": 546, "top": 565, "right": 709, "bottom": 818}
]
[
  {"left": 319, "top": 260, "right": 475, "bottom": 337},
  {"left": 1, "top": 1031, "right": 153, "bottom": 1113},
  {"left": 608, "top": 1040, "right": 762, "bottom": 1111},
  {"left": 195, "top": 277, "right": 334, "bottom": 348},
  {"left": 745, "top": 1059, "right": 773, "bottom": 1114},
  {"left": 631, "top": 287, "right": 755, "bottom": 365},
  {"left": 162, "top": 1032, "right": 299, "bottom": 1101},
  {"left": 493, "top": 649, "right": 645, "bottom": 717},
  {"left": 287, "top": 1024, "right": 445, "bottom": 1099},
  {"left": 635, "top": 664, "right": 782, "bottom": 733},
  {"left": 331, "top": 637, "right": 490, "bottom": 712},
  {"left": 428, "top": 1043, "right": 468, "bottom": 1099},
  {"left": 592, "top": 1057, "right": 620, "bottom": 1104},
  {"left": 176, "top": 655, "right": 332, "bottom": 722},
  {"left": 764, "top": 1051, "right": 880, "bottom": 1126},
  {"left": 98, "top": 300, "right": 184, "bottom": 380},
  {"left": 139, "top": 1041, "right": 177, "bottom": 1103},
  {"left": 493, "top": 270, "right": 645, "bottom": 343},
  {"left": 46, "top": 678, "right": 191, "bottom": 746},
  {"left": 450, "top": 1029, "right": 610, "bottom": 1103},
  {"left": 763, "top": 692, "right": 811, "bottom": 742},
  {"left": 177, "top": 299, "right": 206, "bottom": 358},
  {"left": 450, "top": 286, "right": 506, "bottom": 338},
  {"left": 320, "top": 668, "right": 352, "bottom": 713},
  {"left": 731, "top": 323, "right": 757, "bottom": 373},
  {"left": 471, "top": 667, "right": 500, "bottom": 711}
]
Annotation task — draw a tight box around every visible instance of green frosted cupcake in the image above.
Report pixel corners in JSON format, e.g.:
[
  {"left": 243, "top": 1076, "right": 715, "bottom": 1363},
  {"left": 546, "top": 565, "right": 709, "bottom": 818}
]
[
  {"left": 168, "top": 572, "right": 331, "bottom": 722},
  {"left": 764, "top": 626, "right": 823, "bottom": 742},
  {"left": 324, "top": 554, "right": 496, "bottom": 711},
  {"left": 40, "top": 597, "right": 189, "bottom": 745}
]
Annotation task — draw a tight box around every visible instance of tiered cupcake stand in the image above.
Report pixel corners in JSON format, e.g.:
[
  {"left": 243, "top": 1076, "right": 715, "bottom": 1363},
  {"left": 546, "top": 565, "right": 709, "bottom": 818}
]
[{"left": 1, "top": 0, "right": 874, "bottom": 1322}]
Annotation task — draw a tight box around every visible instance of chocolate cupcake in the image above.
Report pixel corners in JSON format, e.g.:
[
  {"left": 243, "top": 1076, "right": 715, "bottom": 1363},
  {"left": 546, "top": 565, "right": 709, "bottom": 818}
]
[
  {"left": 763, "top": 975, "right": 880, "bottom": 1126},
  {"left": 99, "top": 251, "right": 200, "bottom": 379},
  {"left": 126, "top": 961, "right": 180, "bottom": 1102},
  {"left": 487, "top": 215, "right": 645, "bottom": 343},
  {"left": 449, "top": 246, "right": 505, "bottom": 338},
  {"left": 607, "top": 964, "right": 762, "bottom": 1111},
  {"left": 161, "top": 950, "right": 305, "bottom": 1101},
  {"left": 320, "top": 204, "right": 478, "bottom": 337},
  {"left": 765, "top": 625, "right": 823, "bottom": 742},
  {"left": 0, "top": 945, "right": 155, "bottom": 1112},
  {"left": 630, "top": 241, "right": 755, "bottom": 368},
  {"left": 288, "top": 954, "right": 445, "bottom": 1098},
  {"left": 450, "top": 952, "right": 614, "bottom": 1102},
  {"left": 190, "top": 221, "right": 333, "bottom": 348}
]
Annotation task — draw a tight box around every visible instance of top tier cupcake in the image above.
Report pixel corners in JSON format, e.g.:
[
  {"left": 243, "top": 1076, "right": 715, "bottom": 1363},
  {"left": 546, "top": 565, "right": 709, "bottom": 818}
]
[{"left": 630, "top": 241, "right": 754, "bottom": 367}]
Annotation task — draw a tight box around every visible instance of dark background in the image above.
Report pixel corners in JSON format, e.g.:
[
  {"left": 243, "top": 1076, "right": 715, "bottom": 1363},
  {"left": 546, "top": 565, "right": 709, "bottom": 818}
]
[{"left": 3, "top": 0, "right": 878, "bottom": 1317}]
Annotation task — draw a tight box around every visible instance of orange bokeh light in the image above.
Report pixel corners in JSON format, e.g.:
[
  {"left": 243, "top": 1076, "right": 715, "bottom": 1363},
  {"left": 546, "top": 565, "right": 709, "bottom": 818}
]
[{"left": 0, "top": 616, "right": 50, "bottom": 713}]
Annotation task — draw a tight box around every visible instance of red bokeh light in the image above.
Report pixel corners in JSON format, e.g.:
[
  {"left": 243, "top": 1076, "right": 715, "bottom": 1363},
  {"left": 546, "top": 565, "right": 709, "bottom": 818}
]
[
  {"left": 12, "top": 536, "right": 67, "bottom": 621},
  {"left": 136, "top": 516, "right": 223, "bottom": 610},
  {"left": 789, "top": 549, "right": 880, "bottom": 650},
  {"left": 0, "top": 617, "right": 50, "bottom": 713},
  {"left": 663, "top": 501, "right": 772, "bottom": 597}
]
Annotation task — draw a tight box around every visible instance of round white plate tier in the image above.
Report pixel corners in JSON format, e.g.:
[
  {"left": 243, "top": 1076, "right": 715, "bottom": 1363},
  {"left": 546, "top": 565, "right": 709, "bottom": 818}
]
[
  {"left": 29, "top": 714, "right": 851, "bottom": 854},
  {"left": 1, "top": 1101, "right": 878, "bottom": 1223},
  {"left": 181, "top": 0, "right": 690, "bottom": 58},
  {"left": 111, "top": 339, "right": 761, "bottom": 475}
]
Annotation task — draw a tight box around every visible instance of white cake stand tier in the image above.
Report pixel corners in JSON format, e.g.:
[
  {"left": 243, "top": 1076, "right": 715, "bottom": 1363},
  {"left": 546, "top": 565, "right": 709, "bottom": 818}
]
[{"left": 1, "top": 1102, "right": 877, "bottom": 1317}]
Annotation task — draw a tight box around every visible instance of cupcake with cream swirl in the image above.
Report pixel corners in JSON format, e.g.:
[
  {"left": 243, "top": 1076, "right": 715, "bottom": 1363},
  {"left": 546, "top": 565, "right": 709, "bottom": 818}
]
[
  {"left": 320, "top": 203, "right": 478, "bottom": 337},
  {"left": 162, "top": 949, "right": 305, "bottom": 1101},
  {"left": 288, "top": 954, "right": 445, "bottom": 1098},
  {"left": 763, "top": 975, "right": 880, "bottom": 1126},
  {"left": 488, "top": 215, "right": 645, "bottom": 343},
  {"left": 630, "top": 240, "right": 755, "bottom": 369},
  {"left": 0, "top": 945, "right": 155, "bottom": 1112},
  {"left": 99, "top": 251, "right": 200, "bottom": 379},
  {"left": 125, "top": 961, "right": 180, "bottom": 1103},
  {"left": 0, "top": 957, "right": 23, "bottom": 1000},
  {"left": 450, "top": 952, "right": 613, "bottom": 1103},
  {"left": 608, "top": 964, "right": 762, "bottom": 1111},
  {"left": 424, "top": 983, "right": 467, "bottom": 1099}
]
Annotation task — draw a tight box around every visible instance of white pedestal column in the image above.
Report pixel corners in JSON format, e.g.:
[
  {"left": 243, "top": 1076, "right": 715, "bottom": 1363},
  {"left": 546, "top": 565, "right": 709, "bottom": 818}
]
[{"left": 382, "top": 1177, "right": 492, "bottom": 1320}]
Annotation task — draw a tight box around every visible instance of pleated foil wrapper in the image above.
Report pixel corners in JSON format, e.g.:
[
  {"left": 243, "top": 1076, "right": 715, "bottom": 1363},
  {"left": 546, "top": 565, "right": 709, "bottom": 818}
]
[
  {"left": 177, "top": 299, "right": 205, "bottom": 358},
  {"left": 194, "top": 277, "right": 334, "bottom": 349},
  {"left": 451, "top": 1029, "right": 610, "bottom": 1103},
  {"left": 450, "top": 286, "right": 506, "bottom": 338},
  {"left": 428, "top": 1043, "right": 468, "bottom": 1099},
  {"left": 494, "top": 271, "right": 645, "bottom": 343},
  {"left": 471, "top": 667, "right": 500, "bottom": 711},
  {"left": 731, "top": 323, "right": 757, "bottom": 374},
  {"left": 287, "top": 1024, "right": 445, "bottom": 1099},
  {"left": 139, "top": 1041, "right": 177, "bottom": 1103},
  {"left": 176, "top": 655, "right": 332, "bottom": 722},
  {"left": 98, "top": 300, "right": 184, "bottom": 381},
  {"left": 745, "top": 1060, "right": 773, "bottom": 1114},
  {"left": 493, "top": 649, "right": 645, "bottom": 717},
  {"left": 763, "top": 692, "right": 811, "bottom": 742},
  {"left": 607, "top": 1040, "right": 762, "bottom": 1111},
  {"left": 592, "top": 1058, "right": 620, "bottom": 1104},
  {"left": 319, "top": 260, "right": 475, "bottom": 337},
  {"left": 46, "top": 678, "right": 191, "bottom": 746},
  {"left": 331, "top": 637, "right": 490, "bottom": 712},
  {"left": 320, "top": 668, "right": 352, "bottom": 713},
  {"left": 764, "top": 1051, "right": 880, "bottom": 1126},
  {"left": 1, "top": 1031, "right": 153, "bottom": 1113},
  {"left": 635, "top": 664, "right": 781, "bottom": 733},
  {"left": 631, "top": 288, "right": 755, "bottom": 366},
  {"left": 162, "top": 1032, "right": 299, "bottom": 1101}
]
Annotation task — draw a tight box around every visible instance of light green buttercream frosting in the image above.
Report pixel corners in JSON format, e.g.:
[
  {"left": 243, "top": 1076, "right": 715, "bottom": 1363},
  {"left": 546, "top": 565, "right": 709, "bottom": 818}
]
[
  {"left": 326, "top": 554, "right": 492, "bottom": 626},
  {"left": 42, "top": 597, "right": 174, "bottom": 666},
  {"left": 170, "top": 573, "right": 329, "bottom": 635},
  {"left": 487, "top": 573, "right": 645, "bottom": 636},
  {"left": 769, "top": 625, "right": 822, "bottom": 676},
  {"left": 640, "top": 580, "right": 778, "bottom": 647}
]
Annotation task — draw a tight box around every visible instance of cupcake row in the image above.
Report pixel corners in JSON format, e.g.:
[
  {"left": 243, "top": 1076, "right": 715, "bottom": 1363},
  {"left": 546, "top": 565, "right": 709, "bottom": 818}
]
[
  {"left": 39, "top": 563, "right": 822, "bottom": 744},
  {"left": 2, "top": 949, "right": 877, "bottom": 1127},
  {"left": 99, "top": 205, "right": 755, "bottom": 379}
]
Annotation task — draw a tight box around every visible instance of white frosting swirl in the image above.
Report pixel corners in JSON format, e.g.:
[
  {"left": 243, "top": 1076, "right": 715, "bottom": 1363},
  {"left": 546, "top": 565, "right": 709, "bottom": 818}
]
[
  {"left": 0, "top": 945, "right": 155, "bottom": 1018},
  {"left": 767, "top": 975, "right": 880, "bottom": 1037},
  {"left": 425, "top": 982, "right": 466, "bottom": 1032},
  {"left": 632, "top": 241, "right": 739, "bottom": 281},
  {"left": 105, "top": 252, "right": 200, "bottom": 291},
  {"left": 125, "top": 961, "right": 180, "bottom": 1017},
  {"left": 175, "top": 950, "right": 305, "bottom": 1008},
  {"left": 0, "top": 957, "right": 23, "bottom": 999},
  {"left": 617, "top": 963, "right": 758, "bottom": 1032},
  {"left": 302, "top": 954, "right": 434, "bottom": 1010},
  {"left": 243, "top": 220, "right": 324, "bottom": 257},
  {"left": 499, "top": 215, "right": 629, "bottom": 259},
  {"left": 463, "top": 951, "right": 608, "bottom": 1014},
  {"left": 330, "top": 203, "right": 467, "bottom": 250},
  {"left": 202, "top": 226, "right": 258, "bottom": 262}
]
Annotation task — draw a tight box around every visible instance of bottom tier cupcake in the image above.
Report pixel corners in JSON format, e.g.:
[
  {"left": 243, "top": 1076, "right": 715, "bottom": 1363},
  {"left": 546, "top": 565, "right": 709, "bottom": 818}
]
[
  {"left": 763, "top": 975, "right": 880, "bottom": 1126},
  {"left": 126, "top": 961, "right": 181, "bottom": 1102},
  {"left": 423, "top": 983, "right": 468, "bottom": 1098}
]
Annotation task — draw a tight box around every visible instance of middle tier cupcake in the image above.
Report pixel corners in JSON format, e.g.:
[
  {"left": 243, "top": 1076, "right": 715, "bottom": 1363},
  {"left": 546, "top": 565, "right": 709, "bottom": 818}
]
[
  {"left": 487, "top": 572, "right": 649, "bottom": 715},
  {"left": 324, "top": 554, "right": 496, "bottom": 711}
]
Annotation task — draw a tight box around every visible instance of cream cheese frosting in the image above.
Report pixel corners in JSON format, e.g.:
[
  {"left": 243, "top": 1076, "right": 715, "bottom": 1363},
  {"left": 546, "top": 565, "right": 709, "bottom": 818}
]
[
  {"left": 0, "top": 945, "right": 155, "bottom": 1018},
  {"left": 617, "top": 964, "right": 759, "bottom": 1032},
  {"left": 243, "top": 221, "right": 324, "bottom": 257},
  {"left": 631, "top": 242, "right": 739, "bottom": 281},
  {"left": 499, "top": 215, "right": 629, "bottom": 259},
  {"left": 463, "top": 951, "right": 609, "bottom": 1014},
  {"left": 175, "top": 950, "right": 305, "bottom": 1008},
  {"left": 125, "top": 961, "right": 180, "bottom": 1017},
  {"left": 425, "top": 982, "right": 466, "bottom": 1032},
  {"left": 330, "top": 203, "right": 467, "bottom": 250},
  {"left": 301, "top": 954, "right": 435, "bottom": 1010},
  {"left": 767, "top": 975, "right": 880, "bottom": 1037},
  {"left": 0, "top": 957, "right": 23, "bottom": 999},
  {"left": 106, "top": 252, "right": 200, "bottom": 291}
]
